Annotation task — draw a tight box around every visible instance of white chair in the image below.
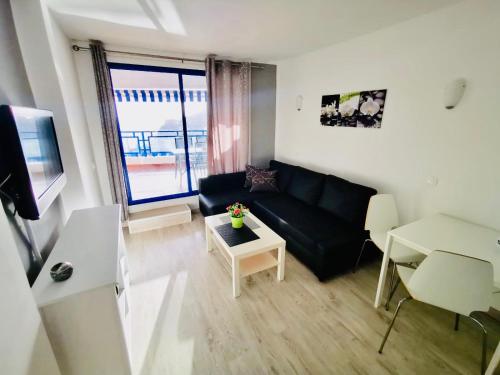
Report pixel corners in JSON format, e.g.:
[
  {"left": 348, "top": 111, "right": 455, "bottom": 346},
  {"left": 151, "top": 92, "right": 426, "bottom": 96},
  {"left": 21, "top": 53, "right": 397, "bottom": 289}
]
[
  {"left": 486, "top": 341, "right": 500, "bottom": 375},
  {"left": 354, "top": 194, "right": 425, "bottom": 309},
  {"left": 379, "top": 250, "right": 494, "bottom": 374},
  {"left": 485, "top": 293, "right": 500, "bottom": 375}
]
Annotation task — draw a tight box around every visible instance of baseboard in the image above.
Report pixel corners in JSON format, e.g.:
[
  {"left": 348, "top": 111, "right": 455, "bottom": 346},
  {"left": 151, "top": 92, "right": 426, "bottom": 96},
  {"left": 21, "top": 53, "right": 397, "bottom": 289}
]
[{"left": 128, "top": 204, "right": 191, "bottom": 234}]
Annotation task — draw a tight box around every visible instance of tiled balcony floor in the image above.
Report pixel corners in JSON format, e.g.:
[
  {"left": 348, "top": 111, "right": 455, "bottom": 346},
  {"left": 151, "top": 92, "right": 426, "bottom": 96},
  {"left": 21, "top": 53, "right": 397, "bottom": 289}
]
[{"left": 127, "top": 163, "right": 207, "bottom": 201}]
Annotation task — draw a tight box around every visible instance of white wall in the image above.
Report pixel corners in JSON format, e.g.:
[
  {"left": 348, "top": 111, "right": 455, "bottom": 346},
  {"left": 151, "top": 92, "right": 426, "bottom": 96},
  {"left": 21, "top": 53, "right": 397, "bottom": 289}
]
[
  {"left": 41, "top": 4, "right": 103, "bottom": 208},
  {"left": 0, "top": 6, "right": 34, "bottom": 107},
  {"left": 73, "top": 48, "right": 113, "bottom": 206},
  {"left": 11, "top": 0, "right": 103, "bottom": 216},
  {"left": 1, "top": 0, "right": 64, "bottom": 283},
  {"left": 0, "top": 2, "right": 60, "bottom": 373},
  {"left": 0, "top": 210, "right": 61, "bottom": 375},
  {"left": 251, "top": 63, "right": 277, "bottom": 168},
  {"left": 274, "top": 0, "right": 500, "bottom": 229}
]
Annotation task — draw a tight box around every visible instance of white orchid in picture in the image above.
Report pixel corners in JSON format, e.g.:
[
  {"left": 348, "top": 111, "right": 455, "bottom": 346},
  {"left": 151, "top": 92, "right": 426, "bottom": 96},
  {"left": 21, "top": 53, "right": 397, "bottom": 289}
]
[
  {"left": 359, "top": 96, "right": 380, "bottom": 116},
  {"left": 357, "top": 90, "right": 387, "bottom": 128},
  {"left": 324, "top": 103, "right": 337, "bottom": 117},
  {"left": 320, "top": 94, "right": 340, "bottom": 126},
  {"left": 339, "top": 102, "right": 355, "bottom": 117},
  {"left": 337, "top": 91, "right": 360, "bottom": 126}
]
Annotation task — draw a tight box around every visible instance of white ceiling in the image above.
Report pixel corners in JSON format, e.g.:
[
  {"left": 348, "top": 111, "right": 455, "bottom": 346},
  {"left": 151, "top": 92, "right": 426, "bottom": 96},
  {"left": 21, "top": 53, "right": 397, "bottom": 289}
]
[{"left": 48, "top": 0, "right": 461, "bottom": 62}]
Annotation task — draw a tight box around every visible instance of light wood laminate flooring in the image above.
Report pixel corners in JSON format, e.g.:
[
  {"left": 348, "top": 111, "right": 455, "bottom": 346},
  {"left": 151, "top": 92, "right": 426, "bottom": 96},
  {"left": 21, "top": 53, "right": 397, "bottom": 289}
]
[{"left": 124, "top": 213, "right": 500, "bottom": 375}]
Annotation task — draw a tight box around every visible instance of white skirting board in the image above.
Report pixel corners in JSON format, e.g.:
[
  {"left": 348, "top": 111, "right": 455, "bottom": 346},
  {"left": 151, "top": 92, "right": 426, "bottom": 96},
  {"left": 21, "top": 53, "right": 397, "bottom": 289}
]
[{"left": 128, "top": 204, "right": 191, "bottom": 234}]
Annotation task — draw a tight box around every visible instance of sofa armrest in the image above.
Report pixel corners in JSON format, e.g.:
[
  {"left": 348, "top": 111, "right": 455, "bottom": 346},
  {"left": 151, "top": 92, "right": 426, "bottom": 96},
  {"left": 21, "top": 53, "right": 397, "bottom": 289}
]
[{"left": 198, "top": 171, "right": 246, "bottom": 195}]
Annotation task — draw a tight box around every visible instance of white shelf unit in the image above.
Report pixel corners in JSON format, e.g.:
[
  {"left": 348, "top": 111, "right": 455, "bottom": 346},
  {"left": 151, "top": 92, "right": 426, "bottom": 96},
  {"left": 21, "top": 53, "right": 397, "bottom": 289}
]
[{"left": 32, "top": 205, "right": 132, "bottom": 375}]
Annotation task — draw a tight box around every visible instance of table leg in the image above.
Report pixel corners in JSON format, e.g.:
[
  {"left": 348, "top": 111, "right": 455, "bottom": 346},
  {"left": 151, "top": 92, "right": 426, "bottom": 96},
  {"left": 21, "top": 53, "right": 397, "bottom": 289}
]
[
  {"left": 232, "top": 257, "right": 241, "bottom": 298},
  {"left": 205, "top": 225, "right": 213, "bottom": 252},
  {"left": 277, "top": 245, "right": 285, "bottom": 281},
  {"left": 486, "top": 340, "right": 500, "bottom": 375},
  {"left": 374, "top": 234, "right": 394, "bottom": 308}
]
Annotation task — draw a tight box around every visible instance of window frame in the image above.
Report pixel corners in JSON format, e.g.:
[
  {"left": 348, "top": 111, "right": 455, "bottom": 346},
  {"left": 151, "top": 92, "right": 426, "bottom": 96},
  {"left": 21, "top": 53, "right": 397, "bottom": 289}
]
[{"left": 108, "top": 62, "right": 207, "bottom": 205}]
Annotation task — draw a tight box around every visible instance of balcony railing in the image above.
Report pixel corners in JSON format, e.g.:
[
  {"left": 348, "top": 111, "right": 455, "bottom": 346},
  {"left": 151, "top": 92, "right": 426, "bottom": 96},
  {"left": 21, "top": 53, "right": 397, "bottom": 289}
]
[
  {"left": 121, "top": 130, "right": 207, "bottom": 157},
  {"left": 121, "top": 130, "right": 208, "bottom": 199}
]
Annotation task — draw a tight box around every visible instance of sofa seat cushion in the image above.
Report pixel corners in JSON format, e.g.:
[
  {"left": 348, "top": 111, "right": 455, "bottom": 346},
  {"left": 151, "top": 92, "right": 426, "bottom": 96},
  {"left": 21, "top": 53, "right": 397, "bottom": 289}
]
[
  {"left": 199, "top": 188, "right": 278, "bottom": 216},
  {"left": 286, "top": 166, "right": 325, "bottom": 205},
  {"left": 253, "top": 195, "right": 361, "bottom": 253}
]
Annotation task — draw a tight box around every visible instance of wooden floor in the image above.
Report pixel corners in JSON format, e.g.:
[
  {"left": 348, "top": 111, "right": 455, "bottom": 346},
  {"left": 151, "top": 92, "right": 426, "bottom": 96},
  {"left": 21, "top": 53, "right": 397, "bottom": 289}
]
[{"left": 124, "top": 213, "right": 500, "bottom": 375}]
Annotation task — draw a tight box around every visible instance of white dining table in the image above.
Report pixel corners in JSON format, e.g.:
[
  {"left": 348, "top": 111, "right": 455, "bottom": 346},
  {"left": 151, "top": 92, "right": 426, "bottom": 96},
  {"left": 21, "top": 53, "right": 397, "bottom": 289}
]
[
  {"left": 374, "top": 213, "right": 500, "bottom": 374},
  {"left": 375, "top": 213, "right": 500, "bottom": 307}
]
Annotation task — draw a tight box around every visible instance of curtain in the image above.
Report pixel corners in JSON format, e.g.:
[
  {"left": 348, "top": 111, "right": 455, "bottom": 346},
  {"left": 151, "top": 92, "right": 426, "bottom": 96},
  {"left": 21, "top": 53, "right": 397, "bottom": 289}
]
[
  {"left": 89, "top": 40, "right": 129, "bottom": 221},
  {"left": 205, "top": 56, "right": 251, "bottom": 175}
]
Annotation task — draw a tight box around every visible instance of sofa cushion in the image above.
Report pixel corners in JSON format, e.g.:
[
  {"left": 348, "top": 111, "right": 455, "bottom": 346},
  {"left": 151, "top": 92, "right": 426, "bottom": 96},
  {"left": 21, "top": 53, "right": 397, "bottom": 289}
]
[
  {"left": 269, "top": 160, "right": 296, "bottom": 192},
  {"left": 244, "top": 165, "right": 266, "bottom": 188},
  {"left": 250, "top": 170, "right": 279, "bottom": 192},
  {"left": 198, "top": 171, "right": 246, "bottom": 195},
  {"left": 317, "top": 175, "right": 377, "bottom": 229},
  {"left": 253, "top": 195, "right": 361, "bottom": 252},
  {"left": 286, "top": 166, "right": 325, "bottom": 205},
  {"left": 199, "top": 187, "right": 278, "bottom": 216}
]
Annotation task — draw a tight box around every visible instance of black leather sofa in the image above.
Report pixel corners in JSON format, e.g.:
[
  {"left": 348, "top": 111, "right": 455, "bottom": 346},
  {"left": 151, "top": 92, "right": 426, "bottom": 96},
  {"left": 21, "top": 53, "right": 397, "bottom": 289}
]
[{"left": 198, "top": 160, "right": 377, "bottom": 281}]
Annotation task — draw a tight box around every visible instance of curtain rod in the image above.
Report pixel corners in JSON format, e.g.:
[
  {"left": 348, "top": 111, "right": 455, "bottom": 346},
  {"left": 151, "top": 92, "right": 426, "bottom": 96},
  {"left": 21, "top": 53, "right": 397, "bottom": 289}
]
[{"left": 71, "top": 45, "right": 264, "bottom": 69}]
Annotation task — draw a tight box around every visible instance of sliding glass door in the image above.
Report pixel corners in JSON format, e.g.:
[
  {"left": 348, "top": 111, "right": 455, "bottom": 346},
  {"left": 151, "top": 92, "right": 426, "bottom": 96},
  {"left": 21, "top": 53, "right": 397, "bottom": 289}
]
[{"left": 109, "top": 63, "right": 207, "bottom": 204}]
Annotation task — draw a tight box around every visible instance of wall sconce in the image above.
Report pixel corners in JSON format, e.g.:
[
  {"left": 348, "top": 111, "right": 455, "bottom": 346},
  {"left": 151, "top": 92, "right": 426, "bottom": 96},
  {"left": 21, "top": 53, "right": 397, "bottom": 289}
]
[
  {"left": 296, "top": 95, "right": 303, "bottom": 111},
  {"left": 444, "top": 78, "right": 466, "bottom": 109}
]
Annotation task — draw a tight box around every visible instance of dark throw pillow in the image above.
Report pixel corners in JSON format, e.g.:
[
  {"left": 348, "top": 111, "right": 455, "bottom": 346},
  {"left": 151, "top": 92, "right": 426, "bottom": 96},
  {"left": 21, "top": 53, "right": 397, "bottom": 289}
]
[
  {"left": 244, "top": 165, "right": 266, "bottom": 188},
  {"left": 250, "top": 170, "right": 279, "bottom": 192}
]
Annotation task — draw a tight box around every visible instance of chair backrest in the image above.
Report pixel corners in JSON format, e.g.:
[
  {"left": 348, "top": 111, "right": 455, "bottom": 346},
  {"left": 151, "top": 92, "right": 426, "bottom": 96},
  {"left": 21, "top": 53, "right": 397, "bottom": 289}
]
[
  {"left": 406, "top": 250, "right": 493, "bottom": 316},
  {"left": 364, "top": 194, "right": 399, "bottom": 233}
]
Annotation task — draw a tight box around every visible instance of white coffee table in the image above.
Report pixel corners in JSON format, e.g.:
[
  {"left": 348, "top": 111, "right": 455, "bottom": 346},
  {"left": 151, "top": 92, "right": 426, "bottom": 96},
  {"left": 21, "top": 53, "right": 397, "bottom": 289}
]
[{"left": 205, "top": 211, "right": 286, "bottom": 298}]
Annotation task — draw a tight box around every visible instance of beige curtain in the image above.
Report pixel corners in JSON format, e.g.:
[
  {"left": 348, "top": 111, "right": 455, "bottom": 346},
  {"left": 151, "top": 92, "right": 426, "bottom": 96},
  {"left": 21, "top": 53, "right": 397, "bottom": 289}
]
[
  {"left": 89, "top": 40, "right": 129, "bottom": 221},
  {"left": 205, "top": 56, "right": 250, "bottom": 175}
]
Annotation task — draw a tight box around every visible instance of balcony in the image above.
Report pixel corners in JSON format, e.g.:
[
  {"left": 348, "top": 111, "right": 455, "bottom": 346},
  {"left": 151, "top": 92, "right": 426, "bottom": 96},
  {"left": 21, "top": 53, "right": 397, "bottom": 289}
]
[{"left": 121, "top": 130, "right": 207, "bottom": 202}]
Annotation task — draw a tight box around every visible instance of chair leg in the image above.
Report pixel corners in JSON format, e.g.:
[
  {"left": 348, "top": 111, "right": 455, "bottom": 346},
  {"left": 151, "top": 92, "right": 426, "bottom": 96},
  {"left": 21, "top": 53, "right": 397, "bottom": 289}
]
[
  {"left": 385, "top": 262, "right": 397, "bottom": 310},
  {"left": 386, "top": 263, "right": 418, "bottom": 311},
  {"left": 379, "top": 296, "right": 412, "bottom": 354},
  {"left": 468, "top": 315, "right": 488, "bottom": 375},
  {"left": 454, "top": 313, "right": 460, "bottom": 331},
  {"left": 385, "top": 276, "right": 401, "bottom": 311},
  {"left": 353, "top": 239, "right": 371, "bottom": 273}
]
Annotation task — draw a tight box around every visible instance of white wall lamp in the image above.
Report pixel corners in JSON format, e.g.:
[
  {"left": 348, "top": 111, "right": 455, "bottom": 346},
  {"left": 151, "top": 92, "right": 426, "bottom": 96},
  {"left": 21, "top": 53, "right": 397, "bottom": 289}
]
[
  {"left": 444, "top": 78, "right": 466, "bottom": 109},
  {"left": 296, "top": 95, "right": 303, "bottom": 111}
]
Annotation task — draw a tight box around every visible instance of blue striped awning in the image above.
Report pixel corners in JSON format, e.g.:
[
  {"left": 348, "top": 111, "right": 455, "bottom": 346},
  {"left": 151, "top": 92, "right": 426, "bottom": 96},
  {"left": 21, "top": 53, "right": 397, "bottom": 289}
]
[{"left": 114, "top": 89, "right": 208, "bottom": 103}]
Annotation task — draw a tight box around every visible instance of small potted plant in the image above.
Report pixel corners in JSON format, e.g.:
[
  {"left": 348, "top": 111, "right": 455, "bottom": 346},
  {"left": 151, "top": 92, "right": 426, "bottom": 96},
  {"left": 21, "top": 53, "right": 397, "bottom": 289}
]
[{"left": 226, "top": 202, "right": 248, "bottom": 229}]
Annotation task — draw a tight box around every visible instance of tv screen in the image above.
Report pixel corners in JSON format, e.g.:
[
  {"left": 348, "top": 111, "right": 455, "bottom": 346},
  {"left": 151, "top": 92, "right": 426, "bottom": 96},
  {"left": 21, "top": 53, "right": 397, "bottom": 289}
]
[
  {"left": 0, "top": 105, "right": 66, "bottom": 220},
  {"left": 18, "top": 108, "right": 63, "bottom": 197}
]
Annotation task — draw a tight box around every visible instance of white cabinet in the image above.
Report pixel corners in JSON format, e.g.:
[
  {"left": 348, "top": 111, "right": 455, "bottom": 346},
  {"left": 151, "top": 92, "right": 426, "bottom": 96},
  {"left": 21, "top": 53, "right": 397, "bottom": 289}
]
[{"left": 32, "top": 205, "right": 132, "bottom": 375}]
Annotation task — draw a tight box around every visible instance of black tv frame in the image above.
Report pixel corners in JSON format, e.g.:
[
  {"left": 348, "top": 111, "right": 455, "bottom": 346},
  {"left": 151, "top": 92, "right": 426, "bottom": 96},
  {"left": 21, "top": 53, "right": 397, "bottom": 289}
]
[{"left": 0, "top": 105, "right": 66, "bottom": 220}]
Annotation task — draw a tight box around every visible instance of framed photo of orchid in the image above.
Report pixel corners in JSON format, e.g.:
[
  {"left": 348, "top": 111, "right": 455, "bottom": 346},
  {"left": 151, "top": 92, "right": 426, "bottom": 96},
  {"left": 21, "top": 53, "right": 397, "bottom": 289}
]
[
  {"left": 320, "top": 89, "right": 387, "bottom": 128},
  {"left": 320, "top": 94, "right": 340, "bottom": 126}
]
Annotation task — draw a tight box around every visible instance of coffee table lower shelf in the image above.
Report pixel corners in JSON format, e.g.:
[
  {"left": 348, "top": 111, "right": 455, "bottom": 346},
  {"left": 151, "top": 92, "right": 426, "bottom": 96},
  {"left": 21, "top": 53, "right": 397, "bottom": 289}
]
[{"left": 240, "top": 253, "right": 278, "bottom": 278}]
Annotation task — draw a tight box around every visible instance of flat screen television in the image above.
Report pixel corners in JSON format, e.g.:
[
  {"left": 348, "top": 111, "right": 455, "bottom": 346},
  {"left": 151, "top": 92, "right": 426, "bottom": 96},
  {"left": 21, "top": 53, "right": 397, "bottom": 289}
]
[{"left": 0, "top": 105, "right": 66, "bottom": 220}]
